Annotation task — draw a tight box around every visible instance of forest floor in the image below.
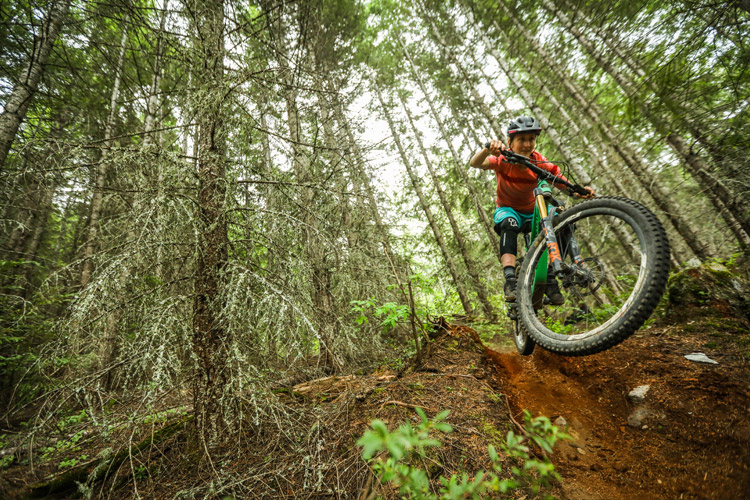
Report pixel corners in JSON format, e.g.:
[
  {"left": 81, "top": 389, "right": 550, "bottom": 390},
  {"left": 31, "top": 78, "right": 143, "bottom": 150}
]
[{"left": 2, "top": 263, "right": 749, "bottom": 499}]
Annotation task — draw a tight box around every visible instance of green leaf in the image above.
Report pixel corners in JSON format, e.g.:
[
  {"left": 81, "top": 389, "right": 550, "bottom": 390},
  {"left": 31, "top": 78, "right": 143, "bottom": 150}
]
[{"left": 415, "top": 406, "right": 427, "bottom": 422}]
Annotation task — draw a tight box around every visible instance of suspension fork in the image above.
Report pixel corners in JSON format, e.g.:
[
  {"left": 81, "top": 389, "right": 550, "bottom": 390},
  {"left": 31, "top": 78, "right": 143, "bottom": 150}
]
[
  {"left": 534, "top": 185, "right": 588, "bottom": 289},
  {"left": 534, "top": 185, "right": 563, "bottom": 276}
]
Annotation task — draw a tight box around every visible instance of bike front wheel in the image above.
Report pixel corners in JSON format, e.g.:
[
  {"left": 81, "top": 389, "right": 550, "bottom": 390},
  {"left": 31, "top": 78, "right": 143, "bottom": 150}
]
[{"left": 517, "top": 197, "right": 670, "bottom": 356}]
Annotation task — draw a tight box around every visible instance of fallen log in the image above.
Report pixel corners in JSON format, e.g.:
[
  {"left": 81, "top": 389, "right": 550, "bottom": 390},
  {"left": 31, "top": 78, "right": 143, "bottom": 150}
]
[{"left": 27, "top": 414, "right": 192, "bottom": 498}]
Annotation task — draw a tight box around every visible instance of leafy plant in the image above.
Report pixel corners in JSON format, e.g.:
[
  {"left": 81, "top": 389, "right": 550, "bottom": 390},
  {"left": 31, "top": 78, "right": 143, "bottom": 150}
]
[
  {"left": 59, "top": 454, "right": 87, "bottom": 469},
  {"left": 58, "top": 410, "right": 88, "bottom": 431},
  {"left": 42, "top": 430, "right": 84, "bottom": 460},
  {"left": 0, "top": 454, "right": 14, "bottom": 469},
  {"left": 357, "top": 408, "right": 569, "bottom": 499},
  {"left": 350, "top": 299, "right": 412, "bottom": 332},
  {"left": 351, "top": 298, "right": 379, "bottom": 326}
]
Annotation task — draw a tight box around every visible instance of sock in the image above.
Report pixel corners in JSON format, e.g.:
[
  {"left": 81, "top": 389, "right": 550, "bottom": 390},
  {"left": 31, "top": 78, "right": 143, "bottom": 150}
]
[{"left": 504, "top": 265, "right": 516, "bottom": 281}]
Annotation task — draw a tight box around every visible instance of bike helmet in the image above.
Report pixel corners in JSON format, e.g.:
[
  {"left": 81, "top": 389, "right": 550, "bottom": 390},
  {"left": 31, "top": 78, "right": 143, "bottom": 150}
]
[{"left": 507, "top": 116, "right": 542, "bottom": 141}]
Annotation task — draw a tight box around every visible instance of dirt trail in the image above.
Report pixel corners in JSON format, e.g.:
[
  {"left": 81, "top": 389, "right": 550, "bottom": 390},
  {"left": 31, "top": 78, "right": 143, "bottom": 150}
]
[
  {"left": 481, "top": 329, "right": 750, "bottom": 500},
  {"left": 490, "top": 349, "right": 627, "bottom": 500}
]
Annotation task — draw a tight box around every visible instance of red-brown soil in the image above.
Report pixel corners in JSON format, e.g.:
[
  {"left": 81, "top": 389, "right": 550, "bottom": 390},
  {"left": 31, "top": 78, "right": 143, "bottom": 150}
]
[{"left": 485, "top": 326, "right": 750, "bottom": 500}]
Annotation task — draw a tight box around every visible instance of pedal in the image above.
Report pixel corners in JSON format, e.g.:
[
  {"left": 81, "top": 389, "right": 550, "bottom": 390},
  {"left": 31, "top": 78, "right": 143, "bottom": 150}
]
[{"left": 507, "top": 304, "right": 518, "bottom": 320}]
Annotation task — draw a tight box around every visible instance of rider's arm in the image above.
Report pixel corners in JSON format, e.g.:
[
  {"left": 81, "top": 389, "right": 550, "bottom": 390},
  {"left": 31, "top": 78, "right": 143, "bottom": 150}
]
[
  {"left": 572, "top": 185, "right": 595, "bottom": 199},
  {"left": 469, "top": 147, "right": 493, "bottom": 170},
  {"left": 470, "top": 139, "right": 505, "bottom": 170},
  {"left": 556, "top": 178, "right": 594, "bottom": 198},
  {"left": 536, "top": 155, "right": 571, "bottom": 190}
]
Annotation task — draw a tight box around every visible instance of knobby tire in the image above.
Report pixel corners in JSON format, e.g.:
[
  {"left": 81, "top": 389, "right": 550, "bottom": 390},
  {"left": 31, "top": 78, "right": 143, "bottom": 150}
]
[
  {"left": 517, "top": 197, "right": 670, "bottom": 356},
  {"left": 513, "top": 317, "right": 536, "bottom": 356}
]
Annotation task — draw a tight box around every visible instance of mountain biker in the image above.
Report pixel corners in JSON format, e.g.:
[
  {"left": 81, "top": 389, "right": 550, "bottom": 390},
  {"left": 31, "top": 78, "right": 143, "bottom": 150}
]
[{"left": 469, "top": 116, "right": 595, "bottom": 303}]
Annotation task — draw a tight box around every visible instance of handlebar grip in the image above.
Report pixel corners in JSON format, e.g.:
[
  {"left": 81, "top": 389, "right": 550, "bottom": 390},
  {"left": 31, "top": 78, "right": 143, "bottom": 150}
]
[
  {"left": 485, "top": 143, "right": 511, "bottom": 156},
  {"left": 571, "top": 184, "right": 590, "bottom": 196}
]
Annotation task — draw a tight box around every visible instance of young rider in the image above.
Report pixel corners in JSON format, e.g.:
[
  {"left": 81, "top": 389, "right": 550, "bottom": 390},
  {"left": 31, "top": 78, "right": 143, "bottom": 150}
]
[{"left": 469, "top": 116, "right": 594, "bottom": 303}]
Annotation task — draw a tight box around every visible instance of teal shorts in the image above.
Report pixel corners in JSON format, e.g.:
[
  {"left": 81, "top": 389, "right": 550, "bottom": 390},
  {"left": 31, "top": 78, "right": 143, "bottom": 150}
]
[{"left": 493, "top": 207, "right": 534, "bottom": 227}]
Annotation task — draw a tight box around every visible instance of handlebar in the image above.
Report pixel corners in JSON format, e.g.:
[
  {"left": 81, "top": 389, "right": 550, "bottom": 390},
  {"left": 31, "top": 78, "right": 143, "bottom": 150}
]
[{"left": 483, "top": 143, "right": 589, "bottom": 197}]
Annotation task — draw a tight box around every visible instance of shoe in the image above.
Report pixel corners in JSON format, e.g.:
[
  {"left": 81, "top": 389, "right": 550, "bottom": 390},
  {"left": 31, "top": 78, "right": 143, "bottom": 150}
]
[
  {"left": 545, "top": 279, "right": 565, "bottom": 306},
  {"left": 504, "top": 278, "right": 517, "bottom": 302}
]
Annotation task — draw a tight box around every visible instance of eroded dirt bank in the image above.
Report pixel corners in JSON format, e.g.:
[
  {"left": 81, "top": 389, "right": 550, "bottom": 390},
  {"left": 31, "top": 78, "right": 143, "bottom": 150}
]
[
  {"left": 484, "top": 332, "right": 750, "bottom": 500},
  {"left": 478, "top": 263, "right": 750, "bottom": 500}
]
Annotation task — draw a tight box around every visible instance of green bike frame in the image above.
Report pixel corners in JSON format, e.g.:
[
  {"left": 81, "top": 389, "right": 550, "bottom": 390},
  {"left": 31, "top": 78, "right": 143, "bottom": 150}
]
[{"left": 528, "top": 180, "right": 564, "bottom": 309}]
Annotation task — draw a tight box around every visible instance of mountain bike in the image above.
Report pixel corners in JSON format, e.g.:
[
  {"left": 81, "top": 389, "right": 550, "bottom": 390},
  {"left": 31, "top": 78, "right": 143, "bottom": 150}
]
[{"left": 491, "top": 148, "right": 671, "bottom": 356}]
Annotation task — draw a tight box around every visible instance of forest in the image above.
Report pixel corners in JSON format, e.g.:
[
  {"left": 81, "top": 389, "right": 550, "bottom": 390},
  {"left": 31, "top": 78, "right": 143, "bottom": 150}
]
[{"left": 1, "top": 0, "right": 749, "bottom": 498}]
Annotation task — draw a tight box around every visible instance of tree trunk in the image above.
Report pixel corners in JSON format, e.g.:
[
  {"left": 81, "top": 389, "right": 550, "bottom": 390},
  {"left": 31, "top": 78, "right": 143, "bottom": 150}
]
[
  {"left": 425, "top": 21, "right": 505, "bottom": 141},
  {"left": 267, "top": 3, "right": 338, "bottom": 372},
  {"left": 667, "top": 132, "right": 750, "bottom": 247},
  {"left": 398, "top": 93, "right": 496, "bottom": 320},
  {"left": 143, "top": 1, "right": 168, "bottom": 145},
  {"left": 80, "top": 18, "right": 130, "bottom": 288},
  {"left": 540, "top": 0, "right": 750, "bottom": 246},
  {"left": 398, "top": 38, "right": 499, "bottom": 259},
  {"left": 376, "top": 86, "right": 474, "bottom": 317},
  {"left": 191, "top": 0, "right": 231, "bottom": 448},
  {"left": 6, "top": 208, "right": 36, "bottom": 258},
  {"left": 459, "top": 122, "right": 498, "bottom": 225},
  {"left": 335, "top": 103, "right": 397, "bottom": 263},
  {"left": 0, "top": 0, "right": 70, "bottom": 171},
  {"left": 21, "top": 187, "right": 53, "bottom": 298},
  {"left": 316, "top": 84, "right": 356, "bottom": 248}
]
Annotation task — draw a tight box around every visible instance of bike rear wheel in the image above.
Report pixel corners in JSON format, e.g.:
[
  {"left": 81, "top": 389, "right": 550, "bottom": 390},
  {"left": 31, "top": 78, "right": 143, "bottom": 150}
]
[
  {"left": 517, "top": 197, "right": 670, "bottom": 356},
  {"left": 512, "top": 316, "right": 536, "bottom": 355}
]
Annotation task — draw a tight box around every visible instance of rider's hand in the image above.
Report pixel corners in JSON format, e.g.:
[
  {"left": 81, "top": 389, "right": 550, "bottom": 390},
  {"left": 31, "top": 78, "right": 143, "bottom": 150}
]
[
  {"left": 574, "top": 186, "right": 595, "bottom": 199},
  {"left": 487, "top": 139, "right": 506, "bottom": 156}
]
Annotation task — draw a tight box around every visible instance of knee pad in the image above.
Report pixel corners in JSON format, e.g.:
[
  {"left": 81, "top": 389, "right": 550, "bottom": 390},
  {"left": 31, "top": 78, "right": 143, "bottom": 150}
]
[{"left": 496, "top": 217, "right": 521, "bottom": 256}]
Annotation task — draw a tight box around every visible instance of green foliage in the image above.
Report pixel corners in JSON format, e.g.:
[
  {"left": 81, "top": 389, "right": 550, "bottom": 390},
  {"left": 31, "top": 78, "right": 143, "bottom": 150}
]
[
  {"left": 58, "top": 454, "right": 87, "bottom": 469},
  {"left": 357, "top": 408, "right": 569, "bottom": 499},
  {"left": 42, "top": 430, "right": 84, "bottom": 461},
  {"left": 0, "top": 434, "right": 13, "bottom": 469},
  {"left": 351, "top": 274, "right": 435, "bottom": 332},
  {"left": 57, "top": 410, "right": 88, "bottom": 431},
  {"left": 0, "top": 265, "right": 74, "bottom": 408},
  {"left": 0, "top": 454, "right": 14, "bottom": 469}
]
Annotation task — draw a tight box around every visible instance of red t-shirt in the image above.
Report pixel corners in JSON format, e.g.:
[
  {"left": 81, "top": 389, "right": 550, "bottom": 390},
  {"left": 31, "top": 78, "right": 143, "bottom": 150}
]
[{"left": 489, "top": 152, "right": 568, "bottom": 212}]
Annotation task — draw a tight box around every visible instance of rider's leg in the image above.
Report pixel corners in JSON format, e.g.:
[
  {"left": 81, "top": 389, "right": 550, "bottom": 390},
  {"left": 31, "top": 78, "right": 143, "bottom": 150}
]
[{"left": 494, "top": 211, "right": 523, "bottom": 302}]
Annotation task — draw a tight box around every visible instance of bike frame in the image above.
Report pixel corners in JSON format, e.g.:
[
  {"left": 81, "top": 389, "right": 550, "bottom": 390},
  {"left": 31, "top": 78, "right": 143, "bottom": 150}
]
[
  {"left": 502, "top": 150, "right": 588, "bottom": 310},
  {"left": 528, "top": 180, "right": 556, "bottom": 309}
]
